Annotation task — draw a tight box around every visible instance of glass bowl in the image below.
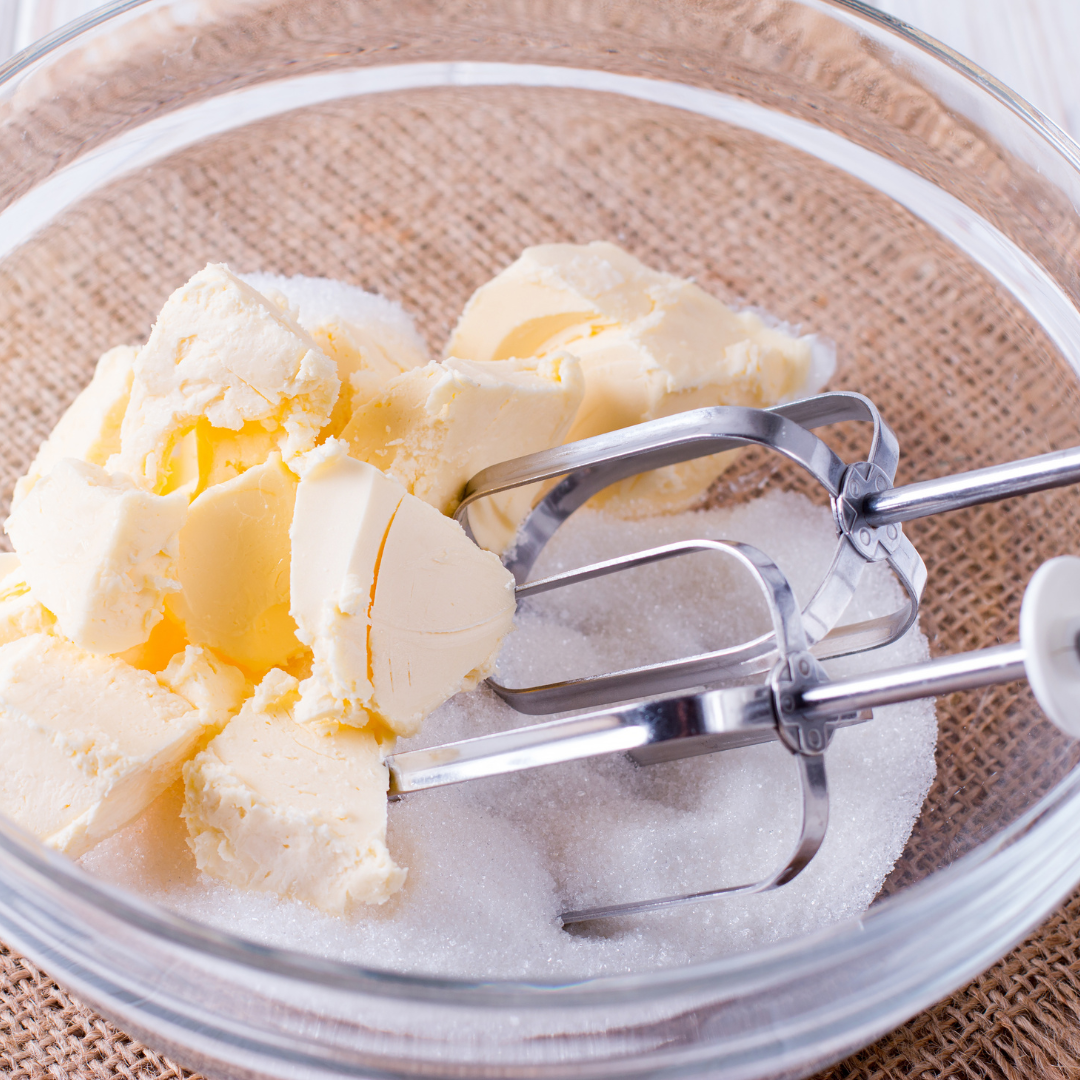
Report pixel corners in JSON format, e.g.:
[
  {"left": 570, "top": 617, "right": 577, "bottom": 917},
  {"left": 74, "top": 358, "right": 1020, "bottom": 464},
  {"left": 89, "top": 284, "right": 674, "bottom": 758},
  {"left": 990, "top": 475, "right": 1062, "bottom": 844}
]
[{"left": 3, "top": 0, "right": 1080, "bottom": 1076}]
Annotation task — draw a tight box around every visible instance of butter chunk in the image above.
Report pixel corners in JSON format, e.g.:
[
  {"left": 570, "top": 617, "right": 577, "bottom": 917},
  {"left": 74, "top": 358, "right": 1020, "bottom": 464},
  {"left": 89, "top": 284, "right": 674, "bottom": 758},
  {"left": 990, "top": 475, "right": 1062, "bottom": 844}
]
[
  {"left": 243, "top": 272, "right": 429, "bottom": 437},
  {"left": 158, "top": 645, "right": 252, "bottom": 733},
  {"left": 13, "top": 345, "right": 137, "bottom": 507},
  {"left": 561, "top": 290, "right": 827, "bottom": 514},
  {"left": 183, "top": 669, "right": 404, "bottom": 913},
  {"left": 0, "top": 559, "right": 56, "bottom": 646},
  {"left": 158, "top": 418, "right": 280, "bottom": 500},
  {"left": 450, "top": 242, "right": 834, "bottom": 521},
  {"left": 166, "top": 453, "right": 301, "bottom": 674},
  {"left": 447, "top": 241, "right": 663, "bottom": 362},
  {"left": 290, "top": 443, "right": 515, "bottom": 736},
  {"left": 5, "top": 460, "right": 187, "bottom": 654},
  {"left": 341, "top": 353, "right": 583, "bottom": 515},
  {"left": 115, "top": 264, "right": 339, "bottom": 490},
  {"left": 0, "top": 634, "right": 212, "bottom": 857}
]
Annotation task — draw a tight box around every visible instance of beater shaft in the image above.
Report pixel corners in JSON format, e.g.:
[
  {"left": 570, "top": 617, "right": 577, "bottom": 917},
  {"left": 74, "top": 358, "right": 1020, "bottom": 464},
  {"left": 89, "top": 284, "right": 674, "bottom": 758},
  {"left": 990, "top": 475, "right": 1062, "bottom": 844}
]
[
  {"left": 863, "top": 445, "right": 1080, "bottom": 526},
  {"left": 798, "top": 642, "right": 1026, "bottom": 716},
  {"left": 387, "top": 642, "right": 1030, "bottom": 796}
]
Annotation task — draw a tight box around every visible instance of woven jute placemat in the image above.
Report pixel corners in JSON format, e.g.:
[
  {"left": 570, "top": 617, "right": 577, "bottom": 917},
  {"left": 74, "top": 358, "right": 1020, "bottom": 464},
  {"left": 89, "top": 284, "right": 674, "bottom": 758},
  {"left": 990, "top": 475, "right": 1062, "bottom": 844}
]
[{"left": 2, "top": 10, "right": 1080, "bottom": 1072}]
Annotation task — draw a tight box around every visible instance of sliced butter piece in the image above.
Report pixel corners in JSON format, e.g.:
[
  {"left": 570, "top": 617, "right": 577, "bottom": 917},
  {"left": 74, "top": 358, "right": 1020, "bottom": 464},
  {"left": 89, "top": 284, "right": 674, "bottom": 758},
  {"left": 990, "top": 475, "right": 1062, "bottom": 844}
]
[
  {"left": 166, "top": 452, "right": 301, "bottom": 675},
  {"left": 182, "top": 669, "right": 404, "bottom": 913},
  {"left": 289, "top": 443, "right": 515, "bottom": 737},
  {"left": 0, "top": 634, "right": 211, "bottom": 857},
  {"left": 0, "top": 560, "right": 56, "bottom": 646},
  {"left": 13, "top": 344, "right": 137, "bottom": 507},
  {"left": 115, "top": 264, "right": 339, "bottom": 491},
  {"left": 450, "top": 243, "right": 833, "bottom": 525},
  {"left": 341, "top": 353, "right": 583, "bottom": 515},
  {"left": 158, "top": 645, "right": 252, "bottom": 733},
  {"left": 243, "top": 272, "right": 429, "bottom": 437},
  {"left": 158, "top": 418, "right": 280, "bottom": 500},
  {"left": 367, "top": 490, "right": 516, "bottom": 734},
  {"left": 447, "top": 241, "right": 663, "bottom": 362},
  {"left": 560, "top": 290, "right": 820, "bottom": 514},
  {"left": 5, "top": 459, "right": 187, "bottom": 654}
]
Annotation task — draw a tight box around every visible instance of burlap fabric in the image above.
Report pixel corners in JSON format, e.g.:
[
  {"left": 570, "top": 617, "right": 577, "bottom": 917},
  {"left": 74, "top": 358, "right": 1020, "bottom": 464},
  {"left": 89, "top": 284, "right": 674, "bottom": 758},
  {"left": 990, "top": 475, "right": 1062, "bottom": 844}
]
[{"left": 2, "top": 45, "right": 1080, "bottom": 1079}]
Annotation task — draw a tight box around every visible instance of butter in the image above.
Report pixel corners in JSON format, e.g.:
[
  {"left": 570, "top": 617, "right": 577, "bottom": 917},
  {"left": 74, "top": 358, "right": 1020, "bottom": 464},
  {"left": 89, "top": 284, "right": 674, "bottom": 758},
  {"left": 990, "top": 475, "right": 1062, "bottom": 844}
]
[
  {"left": 183, "top": 669, "right": 404, "bottom": 913},
  {"left": 5, "top": 459, "right": 187, "bottom": 654},
  {"left": 243, "top": 272, "right": 429, "bottom": 437},
  {"left": 341, "top": 352, "right": 583, "bottom": 515},
  {"left": 289, "top": 442, "right": 516, "bottom": 737},
  {"left": 0, "top": 634, "right": 212, "bottom": 857},
  {"left": 13, "top": 345, "right": 137, "bottom": 507},
  {"left": 447, "top": 241, "right": 662, "bottom": 362},
  {"left": 166, "top": 452, "right": 302, "bottom": 674},
  {"left": 0, "top": 559, "right": 56, "bottom": 646},
  {"left": 119, "top": 609, "right": 190, "bottom": 673},
  {"left": 448, "top": 242, "right": 834, "bottom": 525},
  {"left": 0, "top": 248, "right": 837, "bottom": 915},
  {"left": 158, "top": 418, "right": 280, "bottom": 500},
  {"left": 159, "top": 645, "right": 251, "bottom": 733},
  {"left": 114, "top": 264, "right": 339, "bottom": 491}
]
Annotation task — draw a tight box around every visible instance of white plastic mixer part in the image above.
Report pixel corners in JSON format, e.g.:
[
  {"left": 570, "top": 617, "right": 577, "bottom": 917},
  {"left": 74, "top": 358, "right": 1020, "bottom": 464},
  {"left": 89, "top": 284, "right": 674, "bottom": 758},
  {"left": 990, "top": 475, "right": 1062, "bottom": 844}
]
[{"left": 1020, "top": 555, "right": 1080, "bottom": 736}]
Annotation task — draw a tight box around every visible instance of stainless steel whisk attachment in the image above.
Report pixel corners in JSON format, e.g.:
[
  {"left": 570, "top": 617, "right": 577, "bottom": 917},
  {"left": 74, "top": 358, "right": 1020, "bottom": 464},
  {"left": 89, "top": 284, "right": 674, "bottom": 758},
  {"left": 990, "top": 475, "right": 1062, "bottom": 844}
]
[
  {"left": 388, "top": 554, "right": 1080, "bottom": 926},
  {"left": 455, "top": 391, "right": 1080, "bottom": 715}
]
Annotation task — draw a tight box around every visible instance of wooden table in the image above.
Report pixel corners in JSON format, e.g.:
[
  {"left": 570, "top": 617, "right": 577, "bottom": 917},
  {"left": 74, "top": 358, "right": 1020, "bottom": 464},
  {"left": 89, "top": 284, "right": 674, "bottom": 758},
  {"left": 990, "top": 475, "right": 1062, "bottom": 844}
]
[{"left": 870, "top": 0, "right": 1079, "bottom": 139}]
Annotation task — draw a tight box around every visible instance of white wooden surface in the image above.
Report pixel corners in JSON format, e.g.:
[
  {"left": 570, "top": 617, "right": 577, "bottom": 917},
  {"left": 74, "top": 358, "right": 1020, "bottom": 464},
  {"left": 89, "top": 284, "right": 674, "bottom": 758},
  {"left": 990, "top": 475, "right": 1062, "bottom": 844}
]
[
  {"left": 0, "top": 0, "right": 1076, "bottom": 139},
  {"left": 870, "top": 0, "right": 1080, "bottom": 138}
]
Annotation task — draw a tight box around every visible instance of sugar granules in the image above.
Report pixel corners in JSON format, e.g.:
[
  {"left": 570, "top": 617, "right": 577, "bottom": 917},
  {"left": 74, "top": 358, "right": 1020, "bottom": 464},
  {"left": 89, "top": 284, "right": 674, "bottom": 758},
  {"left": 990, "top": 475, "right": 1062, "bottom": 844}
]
[{"left": 80, "top": 489, "right": 936, "bottom": 980}]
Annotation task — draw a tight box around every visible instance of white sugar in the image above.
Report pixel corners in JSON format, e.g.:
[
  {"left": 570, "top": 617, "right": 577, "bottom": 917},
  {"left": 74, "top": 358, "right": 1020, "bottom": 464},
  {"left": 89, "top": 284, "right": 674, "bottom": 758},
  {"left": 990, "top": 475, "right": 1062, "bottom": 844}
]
[
  {"left": 80, "top": 489, "right": 936, "bottom": 979},
  {"left": 240, "top": 271, "right": 427, "bottom": 352}
]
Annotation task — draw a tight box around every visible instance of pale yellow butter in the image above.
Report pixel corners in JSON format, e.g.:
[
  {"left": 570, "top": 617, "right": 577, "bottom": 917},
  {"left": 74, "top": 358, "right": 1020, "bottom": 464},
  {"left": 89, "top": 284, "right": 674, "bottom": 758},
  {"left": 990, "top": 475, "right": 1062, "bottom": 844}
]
[
  {"left": 13, "top": 344, "right": 137, "bottom": 508},
  {"left": 0, "top": 634, "right": 213, "bottom": 857},
  {"left": 114, "top": 264, "right": 339, "bottom": 491},
  {"left": 166, "top": 452, "right": 302, "bottom": 674},
  {"left": 341, "top": 352, "right": 583, "bottom": 515},
  {"left": 289, "top": 442, "right": 516, "bottom": 737},
  {"left": 5, "top": 459, "right": 187, "bottom": 654},
  {"left": 243, "top": 272, "right": 430, "bottom": 437},
  {"left": 158, "top": 418, "right": 281, "bottom": 500},
  {"left": 1, "top": 249, "right": 837, "bottom": 916},
  {"left": 183, "top": 669, "right": 404, "bottom": 913},
  {"left": 449, "top": 242, "right": 834, "bottom": 527},
  {"left": 447, "top": 241, "right": 662, "bottom": 362},
  {"left": 158, "top": 644, "right": 252, "bottom": 734},
  {"left": 0, "top": 558, "right": 56, "bottom": 646}
]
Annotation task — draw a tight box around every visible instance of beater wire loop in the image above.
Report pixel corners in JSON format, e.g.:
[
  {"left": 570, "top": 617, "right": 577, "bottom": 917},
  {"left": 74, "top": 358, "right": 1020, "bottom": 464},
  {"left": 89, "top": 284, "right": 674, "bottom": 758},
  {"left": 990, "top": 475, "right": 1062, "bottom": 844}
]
[{"left": 459, "top": 392, "right": 927, "bottom": 714}]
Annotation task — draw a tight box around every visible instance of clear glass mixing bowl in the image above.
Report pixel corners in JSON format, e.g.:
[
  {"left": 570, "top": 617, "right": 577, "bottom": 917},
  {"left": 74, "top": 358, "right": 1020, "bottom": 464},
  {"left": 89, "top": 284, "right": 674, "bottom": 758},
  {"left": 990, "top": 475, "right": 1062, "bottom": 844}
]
[{"left": 3, "top": 1, "right": 1080, "bottom": 1076}]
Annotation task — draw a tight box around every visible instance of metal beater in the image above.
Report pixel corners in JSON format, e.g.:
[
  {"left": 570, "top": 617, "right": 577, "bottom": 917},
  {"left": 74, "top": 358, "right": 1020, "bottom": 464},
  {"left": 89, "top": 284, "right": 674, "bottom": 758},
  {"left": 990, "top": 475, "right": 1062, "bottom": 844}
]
[
  {"left": 388, "top": 551, "right": 1080, "bottom": 925},
  {"left": 454, "top": 391, "right": 1080, "bottom": 714}
]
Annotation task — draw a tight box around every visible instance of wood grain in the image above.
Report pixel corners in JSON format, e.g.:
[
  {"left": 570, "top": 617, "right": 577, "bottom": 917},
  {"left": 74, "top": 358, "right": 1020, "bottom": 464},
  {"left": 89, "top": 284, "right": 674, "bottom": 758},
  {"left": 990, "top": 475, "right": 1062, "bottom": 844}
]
[{"left": 869, "top": 0, "right": 1080, "bottom": 137}]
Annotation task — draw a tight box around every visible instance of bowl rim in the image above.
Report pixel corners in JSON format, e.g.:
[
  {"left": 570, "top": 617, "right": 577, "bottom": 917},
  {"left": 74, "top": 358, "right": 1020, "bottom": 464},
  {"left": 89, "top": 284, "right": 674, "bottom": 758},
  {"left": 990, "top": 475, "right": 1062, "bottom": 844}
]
[{"left": 1, "top": 0, "right": 1079, "bottom": 1012}]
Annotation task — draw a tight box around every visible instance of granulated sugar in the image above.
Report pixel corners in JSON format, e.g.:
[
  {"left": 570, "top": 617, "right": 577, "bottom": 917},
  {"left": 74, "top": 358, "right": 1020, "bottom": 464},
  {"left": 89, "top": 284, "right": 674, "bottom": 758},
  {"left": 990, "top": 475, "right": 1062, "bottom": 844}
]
[
  {"left": 80, "top": 489, "right": 937, "bottom": 979},
  {"left": 240, "top": 271, "right": 428, "bottom": 352}
]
